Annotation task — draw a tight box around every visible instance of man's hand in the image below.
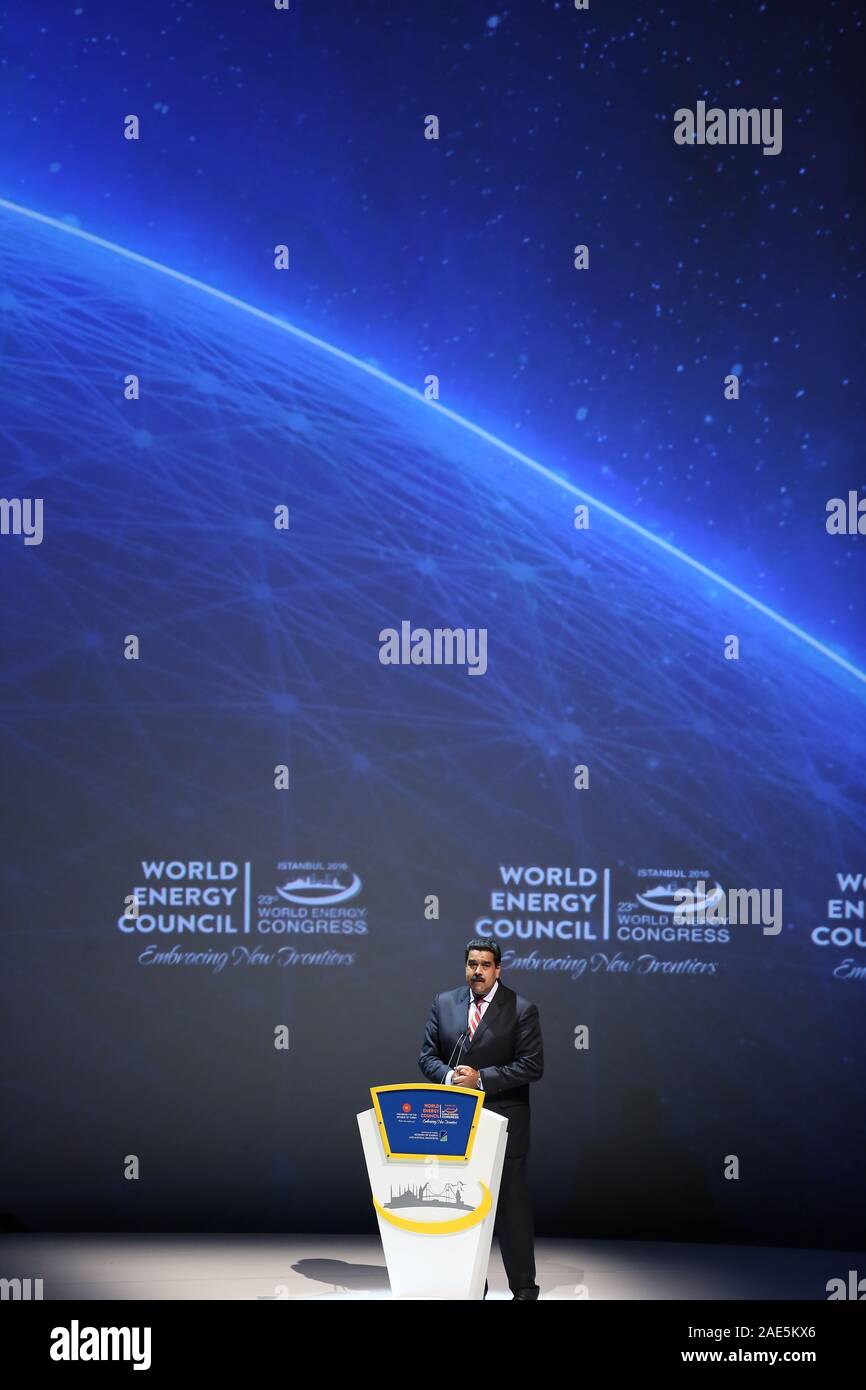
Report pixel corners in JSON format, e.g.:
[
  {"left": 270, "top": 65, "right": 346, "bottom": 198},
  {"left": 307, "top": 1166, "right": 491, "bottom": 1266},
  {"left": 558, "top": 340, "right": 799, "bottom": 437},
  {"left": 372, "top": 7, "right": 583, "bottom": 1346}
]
[{"left": 452, "top": 1066, "right": 481, "bottom": 1089}]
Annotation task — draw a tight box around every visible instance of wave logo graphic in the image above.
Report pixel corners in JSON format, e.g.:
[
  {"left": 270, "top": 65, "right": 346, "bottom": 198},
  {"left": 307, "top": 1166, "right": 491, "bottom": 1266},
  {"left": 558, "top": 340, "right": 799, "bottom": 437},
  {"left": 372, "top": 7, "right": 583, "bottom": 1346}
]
[
  {"left": 374, "top": 1182, "right": 492, "bottom": 1235},
  {"left": 636, "top": 881, "right": 725, "bottom": 918},
  {"left": 276, "top": 873, "right": 362, "bottom": 905}
]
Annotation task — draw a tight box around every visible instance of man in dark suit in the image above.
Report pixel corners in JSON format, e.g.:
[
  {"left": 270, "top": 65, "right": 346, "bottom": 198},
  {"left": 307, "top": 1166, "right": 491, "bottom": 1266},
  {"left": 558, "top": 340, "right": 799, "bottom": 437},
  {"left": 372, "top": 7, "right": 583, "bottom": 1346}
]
[{"left": 418, "top": 937, "right": 544, "bottom": 1299}]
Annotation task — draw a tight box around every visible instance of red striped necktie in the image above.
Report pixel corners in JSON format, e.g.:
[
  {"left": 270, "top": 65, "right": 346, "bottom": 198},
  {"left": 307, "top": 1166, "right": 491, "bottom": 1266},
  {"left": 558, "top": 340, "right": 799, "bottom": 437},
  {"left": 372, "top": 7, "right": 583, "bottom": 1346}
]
[{"left": 468, "top": 995, "right": 486, "bottom": 1039}]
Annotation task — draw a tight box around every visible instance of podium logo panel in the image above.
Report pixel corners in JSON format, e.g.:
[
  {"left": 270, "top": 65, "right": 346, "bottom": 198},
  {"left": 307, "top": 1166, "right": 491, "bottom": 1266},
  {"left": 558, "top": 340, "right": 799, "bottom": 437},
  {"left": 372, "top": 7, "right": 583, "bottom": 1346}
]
[{"left": 370, "top": 1084, "right": 483, "bottom": 1161}]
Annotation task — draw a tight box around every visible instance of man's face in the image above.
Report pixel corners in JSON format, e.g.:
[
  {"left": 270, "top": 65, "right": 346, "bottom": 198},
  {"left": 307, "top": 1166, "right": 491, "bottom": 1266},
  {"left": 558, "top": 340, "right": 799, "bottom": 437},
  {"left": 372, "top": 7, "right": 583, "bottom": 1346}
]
[{"left": 465, "top": 950, "right": 500, "bottom": 996}]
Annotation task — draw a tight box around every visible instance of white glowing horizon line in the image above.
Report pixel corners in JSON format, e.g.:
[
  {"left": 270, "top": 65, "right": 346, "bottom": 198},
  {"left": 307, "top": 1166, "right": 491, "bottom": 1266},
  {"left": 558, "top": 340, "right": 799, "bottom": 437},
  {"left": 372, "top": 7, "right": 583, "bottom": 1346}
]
[{"left": 2, "top": 194, "right": 863, "bottom": 688}]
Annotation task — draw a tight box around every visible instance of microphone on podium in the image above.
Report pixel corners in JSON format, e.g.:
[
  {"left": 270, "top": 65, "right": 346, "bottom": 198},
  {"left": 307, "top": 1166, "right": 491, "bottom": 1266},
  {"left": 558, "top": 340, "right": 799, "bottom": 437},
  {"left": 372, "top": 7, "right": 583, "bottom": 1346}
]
[{"left": 446, "top": 1030, "right": 468, "bottom": 1080}]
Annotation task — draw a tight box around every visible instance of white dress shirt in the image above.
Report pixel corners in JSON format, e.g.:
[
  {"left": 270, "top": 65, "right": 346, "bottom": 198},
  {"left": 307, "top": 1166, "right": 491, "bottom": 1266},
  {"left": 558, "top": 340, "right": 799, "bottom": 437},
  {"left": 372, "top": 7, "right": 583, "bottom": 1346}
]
[{"left": 445, "top": 979, "right": 499, "bottom": 1090}]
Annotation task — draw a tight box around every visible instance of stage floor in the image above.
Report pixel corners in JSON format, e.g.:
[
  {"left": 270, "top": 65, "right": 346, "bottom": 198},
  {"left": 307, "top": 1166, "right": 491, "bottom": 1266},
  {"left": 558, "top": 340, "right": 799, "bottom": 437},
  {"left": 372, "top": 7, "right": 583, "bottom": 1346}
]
[{"left": 2, "top": 1234, "right": 861, "bottom": 1300}]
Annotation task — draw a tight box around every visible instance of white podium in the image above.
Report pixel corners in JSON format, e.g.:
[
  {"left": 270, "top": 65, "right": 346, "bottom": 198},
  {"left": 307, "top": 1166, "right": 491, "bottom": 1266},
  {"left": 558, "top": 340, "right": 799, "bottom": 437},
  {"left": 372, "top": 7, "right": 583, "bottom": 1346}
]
[{"left": 357, "top": 1083, "right": 508, "bottom": 1300}]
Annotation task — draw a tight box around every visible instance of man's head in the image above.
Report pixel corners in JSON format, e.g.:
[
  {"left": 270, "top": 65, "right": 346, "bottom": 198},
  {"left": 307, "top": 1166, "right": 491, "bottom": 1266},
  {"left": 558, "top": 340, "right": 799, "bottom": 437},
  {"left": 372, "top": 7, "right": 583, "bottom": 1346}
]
[{"left": 464, "top": 937, "right": 501, "bottom": 996}]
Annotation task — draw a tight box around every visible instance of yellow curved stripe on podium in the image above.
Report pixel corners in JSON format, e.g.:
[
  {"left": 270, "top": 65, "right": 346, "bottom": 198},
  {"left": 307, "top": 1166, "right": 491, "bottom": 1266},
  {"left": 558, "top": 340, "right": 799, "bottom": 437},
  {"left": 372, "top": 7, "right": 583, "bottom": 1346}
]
[{"left": 373, "top": 1182, "right": 492, "bottom": 1235}]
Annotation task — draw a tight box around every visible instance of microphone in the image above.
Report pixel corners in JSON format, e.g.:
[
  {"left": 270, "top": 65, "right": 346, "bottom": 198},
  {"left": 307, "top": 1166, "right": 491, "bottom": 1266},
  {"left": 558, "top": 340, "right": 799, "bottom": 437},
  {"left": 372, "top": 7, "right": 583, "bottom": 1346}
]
[{"left": 446, "top": 1030, "right": 468, "bottom": 1079}]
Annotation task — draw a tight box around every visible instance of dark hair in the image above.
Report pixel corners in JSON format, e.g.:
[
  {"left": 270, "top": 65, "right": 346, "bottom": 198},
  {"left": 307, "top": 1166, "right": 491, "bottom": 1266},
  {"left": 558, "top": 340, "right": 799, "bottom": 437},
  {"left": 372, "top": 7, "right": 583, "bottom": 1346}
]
[{"left": 464, "top": 937, "right": 501, "bottom": 966}]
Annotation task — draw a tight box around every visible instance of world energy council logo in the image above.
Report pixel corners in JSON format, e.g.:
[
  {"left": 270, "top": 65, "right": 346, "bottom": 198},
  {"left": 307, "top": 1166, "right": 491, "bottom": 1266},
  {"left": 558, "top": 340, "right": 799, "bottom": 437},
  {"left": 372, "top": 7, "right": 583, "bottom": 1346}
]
[
  {"left": 820, "top": 872, "right": 866, "bottom": 983},
  {"left": 117, "top": 860, "right": 368, "bottom": 972},
  {"left": 474, "top": 865, "right": 771, "bottom": 981}
]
